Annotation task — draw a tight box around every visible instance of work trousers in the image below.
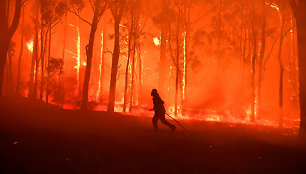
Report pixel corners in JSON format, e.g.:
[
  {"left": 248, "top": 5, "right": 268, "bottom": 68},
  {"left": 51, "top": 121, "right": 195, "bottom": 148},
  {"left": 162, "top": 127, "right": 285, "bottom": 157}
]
[{"left": 152, "top": 113, "right": 175, "bottom": 131}]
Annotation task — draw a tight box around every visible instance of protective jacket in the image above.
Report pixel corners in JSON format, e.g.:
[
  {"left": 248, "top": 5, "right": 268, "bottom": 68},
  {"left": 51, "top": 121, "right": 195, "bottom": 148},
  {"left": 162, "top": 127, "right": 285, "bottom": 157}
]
[{"left": 152, "top": 94, "right": 166, "bottom": 115}]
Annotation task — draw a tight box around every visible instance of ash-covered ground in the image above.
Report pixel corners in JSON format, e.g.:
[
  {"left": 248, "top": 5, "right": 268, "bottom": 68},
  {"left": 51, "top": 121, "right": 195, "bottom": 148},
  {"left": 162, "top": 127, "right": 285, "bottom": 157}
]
[{"left": 0, "top": 98, "right": 305, "bottom": 174}]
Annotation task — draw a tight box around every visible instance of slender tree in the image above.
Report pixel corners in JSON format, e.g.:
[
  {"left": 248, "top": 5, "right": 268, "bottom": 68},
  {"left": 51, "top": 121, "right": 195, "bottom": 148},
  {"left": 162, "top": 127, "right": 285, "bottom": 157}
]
[
  {"left": 257, "top": 0, "right": 266, "bottom": 118},
  {"left": 99, "top": 20, "right": 107, "bottom": 102},
  {"left": 123, "top": 1, "right": 134, "bottom": 112},
  {"left": 80, "top": 0, "right": 108, "bottom": 110},
  {"left": 289, "top": 0, "right": 306, "bottom": 136},
  {"left": 277, "top": 7, "right": 286, "bottom": 127},
  {"left": 29, "top": 0, "right": 39, "bottom": 99},
  {"left": 16, "top": 5, "right": 25, "bottom": 95},
  {"left": 250, "top": 0, "right": 257, "bottom": 122},
  {"left": 107, "top": 0, "right": 127, "bottom": 112},
  {"left": 0, "top": 0, "right": 22, "bottom": 97}
]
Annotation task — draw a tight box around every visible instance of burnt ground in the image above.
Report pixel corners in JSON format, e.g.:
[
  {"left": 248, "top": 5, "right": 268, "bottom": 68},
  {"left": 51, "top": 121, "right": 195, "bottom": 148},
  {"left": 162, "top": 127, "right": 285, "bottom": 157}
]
[{"left": 0, "top": 98, "right": 306, "bottom": 174}]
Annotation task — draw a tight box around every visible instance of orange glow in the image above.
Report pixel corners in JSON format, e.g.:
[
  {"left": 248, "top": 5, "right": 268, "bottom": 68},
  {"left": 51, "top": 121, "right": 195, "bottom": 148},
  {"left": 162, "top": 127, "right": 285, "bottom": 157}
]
[
  {"left": 27, "top": 40, "right": 33, "bottom": 53},
  {"left": 153, "top": 37, "right": 160, "bottom": 46},
  {"left": 4, "top": 0, "right": 300, "bottom": 134},
  {"left": 182, "top": 31, "right": 187, "bottom": 101}
]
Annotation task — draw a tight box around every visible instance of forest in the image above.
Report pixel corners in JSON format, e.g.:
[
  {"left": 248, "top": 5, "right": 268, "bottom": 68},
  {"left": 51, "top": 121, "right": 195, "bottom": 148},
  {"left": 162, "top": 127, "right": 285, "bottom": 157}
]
[
  {"left": 1, "top": 0, "right": 306, "bottom": 173},
  {"left": 1, "top": 0, "right": 305, "bottom": 130}
]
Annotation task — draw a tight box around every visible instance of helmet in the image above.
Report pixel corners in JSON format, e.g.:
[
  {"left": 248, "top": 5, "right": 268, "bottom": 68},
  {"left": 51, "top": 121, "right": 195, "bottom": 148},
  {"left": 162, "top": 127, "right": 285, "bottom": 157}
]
[{"left": 151, "top": 89, "right": 158, "bottom": 96}]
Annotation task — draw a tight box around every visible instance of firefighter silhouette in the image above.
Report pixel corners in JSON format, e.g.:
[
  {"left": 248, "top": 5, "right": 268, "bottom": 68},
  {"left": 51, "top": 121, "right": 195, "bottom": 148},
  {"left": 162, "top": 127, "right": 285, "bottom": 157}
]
[{"left": 150, "top": 89, "right": 176, "bottom": 131}]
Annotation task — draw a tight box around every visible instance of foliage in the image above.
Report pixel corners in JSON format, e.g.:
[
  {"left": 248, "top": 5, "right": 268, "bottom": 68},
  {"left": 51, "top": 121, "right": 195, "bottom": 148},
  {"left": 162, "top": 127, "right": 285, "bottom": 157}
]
[
  {"left": 40, "top": 0, "right": 67, "bottom": 27},
  {"left": 47, "top": 57, "right": 64, "bottom": 104}
]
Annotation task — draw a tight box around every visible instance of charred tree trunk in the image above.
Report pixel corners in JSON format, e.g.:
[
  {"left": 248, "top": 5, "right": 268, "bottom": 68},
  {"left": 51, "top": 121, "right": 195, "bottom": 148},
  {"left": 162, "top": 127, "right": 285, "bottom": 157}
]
[
  {"left": 108, "top": 1, "right": 126, "bottom": 112},
  {"left": 137, "top": 44, "right": 142, "bottom": 105},
  {"left": 40, "top": 28, "right": 49, "bottom": 100},
  {"left": 29, "top": 6, "right": 39, "bottom": 99},
  {"left": 296, "top": 20, "right": 306, "bottom": 136},
  {"left": 174, "top": 10, "right": 181, "bottom": 116},
  {"left": 123, "top": 9, "right": 133, "bottom": 112},
  {"left": 289, "top": 0, "right": 306, "bottom": 136},
  {"left": 278, "top": 12, "right": 285, "bottom": 127},
  {"left": 33, "top": 33, "right": 39, "bottom": 99},
  {"left": 46, "top": 25, "right": 51, "bottom": 103},
  {"left": 81, "top": 9, "right": 100, "bottom": 111},
  {"left": 0, "top": 0, "right": 21, "bottom": 97},
  {"left": 250, "top": 2, "right": 257, "bottom": 122},
  {"left": 108, "top": 20, "right": 120, "bottom": 112},
  {"left": 129, "top": 36, "right": 136, "bottom": 112},
  {"left": 33, "top": 5, "right": 40, "bottom": 98},
  {"left": 16, "top": 6, "right": 24, "bottom": 95},
  {"left": 0, "top": 44, "right": 9, "bottom": 97},
  {"left": 6, "top": 43, "right": 14, "bottom": 95},
  {"left": 61, "top": 14, "right": 67, "bottom": 106},
  {"left": 257, "top": 0, "right": 266, "bottom": 119}
]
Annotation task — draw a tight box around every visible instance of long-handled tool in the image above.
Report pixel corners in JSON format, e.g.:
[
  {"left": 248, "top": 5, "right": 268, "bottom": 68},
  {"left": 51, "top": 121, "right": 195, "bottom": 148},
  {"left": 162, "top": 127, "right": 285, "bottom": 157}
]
[{"left": 165, "top": 113, "right": 189, "bottom": 134}]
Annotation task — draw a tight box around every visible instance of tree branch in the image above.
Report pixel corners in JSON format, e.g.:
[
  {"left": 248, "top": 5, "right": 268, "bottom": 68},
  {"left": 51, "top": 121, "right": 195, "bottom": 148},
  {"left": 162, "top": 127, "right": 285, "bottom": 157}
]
[
  {"left": 67, "top": 9, "right": 92, "bottom": 26},
  {"left": 263, "top": 24, "right": 296, "bottom": 72},
  {"left": 97, "top": 1, "right": 108, "bottom": 23},
  {"left": 8, "top": 0, "right": 22, "bottom": 38},
  {"left": 88, "top": 0, "right": 95, "bottom": 11}
]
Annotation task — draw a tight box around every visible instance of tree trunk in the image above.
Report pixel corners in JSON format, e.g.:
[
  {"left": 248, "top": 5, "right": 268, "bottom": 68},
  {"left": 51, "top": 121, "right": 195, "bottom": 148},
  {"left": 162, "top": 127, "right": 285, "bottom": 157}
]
[
  {"left": 0, "top": 0, "right": 21, "bottom": 98},
  {"left": 250, "top": 3, "right": 257, "bottom": 122},
  {"left": 290, "top": 0, "right": 306, "bottom": 135},
  {"left": 7, "top": 43, "right": 14, "bottom": 95},
  {"left": 159, "top": 20, "right": 167, "bottom": 97},
  {"left": 40, "top": 27, "right": 45, "bottom": 100},
  {"left": 76, "top": 19, "right": 82, "bottom": 97},
  {"left": 123, "top": 13, "right": 133, "bottom": 112},
  {"left": 46, "top": 25, "right": 51, "bottom": 103},
  {"left": 0, "top": 44, "right": 9, "bottom": 97},
  {"left": 99, "top": 23, "right": 107, "bottom": 102},
  {"left": 278, "top": 13, "right": 285, "bottom": 127},
  {"left": 61, "top": 14, "right": 67, "bottom": 106},
  {"left": 182, "top": 0, "right": 190, "bottom": 114},
  {"left": 81, "top": 11, "right": 99, "bottom": 111},
  {"left": 16, "top": 6, "right": 24, "bottom": 95},
  {"left": 108, "top": 20, "right": 121, "bottom": 112},
  {"left": 257, "top": 0, "right": 266, "bottom": 119},
  {"left": 137, "top": 44, "right": 143, "bottom": 106},
  {"left": 174, "top": 10, "right": 181, "bottom": 116},
  {"left": 297, "top": 20, "right": 306, "bottom": 135},
  {"left": 29, "top": 21, "right": 39, "bottom": 99},
  {"left": 129, "top": 38, "right": 136, "bottom": 112}
]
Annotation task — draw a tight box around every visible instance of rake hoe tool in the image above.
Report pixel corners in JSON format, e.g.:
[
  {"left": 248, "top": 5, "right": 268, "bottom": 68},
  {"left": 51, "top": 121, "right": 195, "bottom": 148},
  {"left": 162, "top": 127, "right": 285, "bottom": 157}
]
[{"left": 165, "top": 113, "right": 190, "bottom": 134}]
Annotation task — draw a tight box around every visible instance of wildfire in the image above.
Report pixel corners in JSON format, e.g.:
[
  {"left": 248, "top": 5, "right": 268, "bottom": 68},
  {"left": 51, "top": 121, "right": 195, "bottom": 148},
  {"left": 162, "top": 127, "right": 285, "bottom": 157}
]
[
  {"left": 114, "top": 96, "right": 125, "bottom": 112},
  {"left": 153, "top": 37, "right": 160, "bottom": 46},
  {"left": 96, "top": 31, "right": 104, "bottom": 100},
  {"left": 69, "top": 21, "right": 81, "bottom": 96},
  {"left": 265, "top": 2, "right": 280, "bottom": 12},
  {"left": 27, "top": 40, "right": 34, "bottom": 53},
  {"left": 182, "top": 31, "right": 187, "bottom": 100}
]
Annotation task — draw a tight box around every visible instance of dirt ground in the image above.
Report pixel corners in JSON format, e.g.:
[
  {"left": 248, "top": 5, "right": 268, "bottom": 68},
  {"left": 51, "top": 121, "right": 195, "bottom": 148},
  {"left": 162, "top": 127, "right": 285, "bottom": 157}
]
[{"left": 0, "top": 98, "right": 306, "bottom": 174}]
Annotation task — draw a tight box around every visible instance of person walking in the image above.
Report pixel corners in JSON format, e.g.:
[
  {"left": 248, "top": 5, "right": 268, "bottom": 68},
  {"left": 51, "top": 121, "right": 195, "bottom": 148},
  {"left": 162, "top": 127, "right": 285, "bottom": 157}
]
[{"left": 150, "top": 89, "right": 176, "bottom": 131}]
